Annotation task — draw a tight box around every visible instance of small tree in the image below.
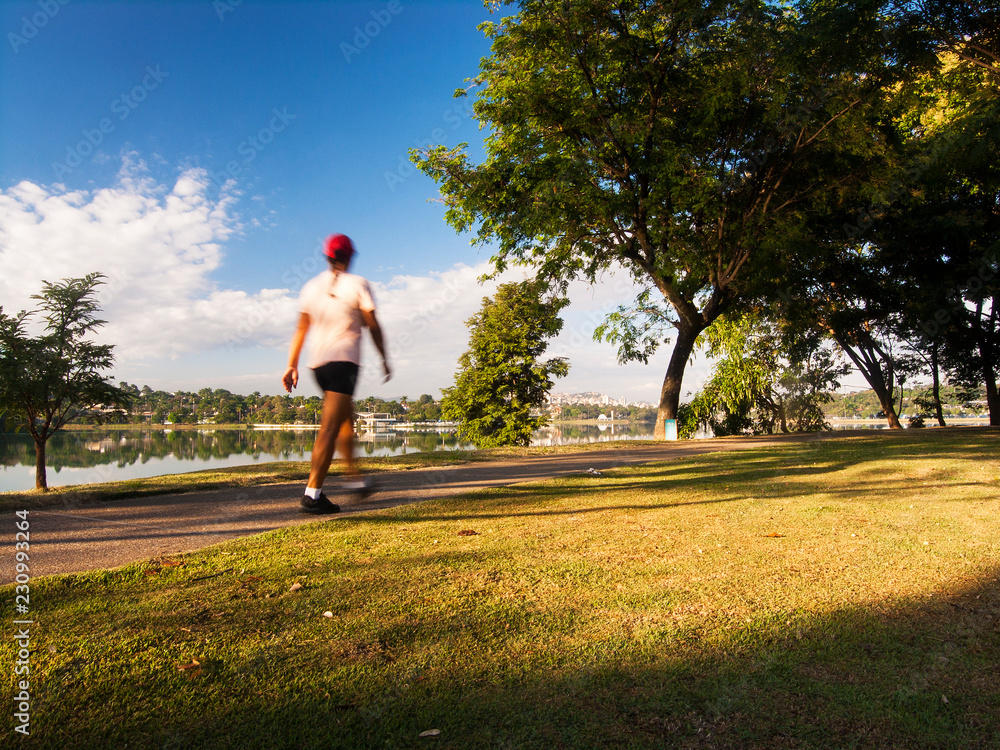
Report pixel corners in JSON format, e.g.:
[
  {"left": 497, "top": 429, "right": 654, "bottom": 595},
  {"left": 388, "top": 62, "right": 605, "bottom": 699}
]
[
  {"left": 442, "top": 280, "right": 569, "bottom": 447},
  {"left": 0, "top": 274, "right": 132, "bottom": 490}
]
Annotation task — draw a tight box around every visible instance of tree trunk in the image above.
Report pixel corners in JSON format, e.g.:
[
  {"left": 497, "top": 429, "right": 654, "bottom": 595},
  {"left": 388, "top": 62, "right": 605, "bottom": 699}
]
[
  {"left": 34, "top": 437, "right": 48, "bottom": 491},
  {"left": 654, "top": 323, "right": 702, "bottom": 439},
  {"left": 930, "top": 343, "right": 946, "bottom": 427},
  {"left": 973, "top": 298, "right": 999, "bottom": 426},
  {"left": 876, "top": 388, "right": 903, "bottom": 429},
  {"left": 985, "top": 375, "right": 1000, "bottom": 426},
  {"left": 986, "top": 313, "right": 999, "bottom": 427},
  {"left": 770, "top": 394, "right": 789, "bottom": 433},
  {"left": 982, "top": 325, "right": 1000, "bottom": 425},
  {"left": 833, "top": 333, "right": 903, "bottom": 429}
]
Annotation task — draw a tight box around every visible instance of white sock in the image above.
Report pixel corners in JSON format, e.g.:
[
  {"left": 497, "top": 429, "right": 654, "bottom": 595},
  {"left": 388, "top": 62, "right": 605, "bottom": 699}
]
[{"left": 304, "top": 487, "right": 322, "bottom": 499}]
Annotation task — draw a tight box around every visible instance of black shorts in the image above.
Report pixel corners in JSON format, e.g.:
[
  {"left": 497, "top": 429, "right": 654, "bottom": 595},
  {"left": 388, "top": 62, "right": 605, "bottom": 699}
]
[{"left": 312, "top": 361, "right": 359, "bottom": 396}]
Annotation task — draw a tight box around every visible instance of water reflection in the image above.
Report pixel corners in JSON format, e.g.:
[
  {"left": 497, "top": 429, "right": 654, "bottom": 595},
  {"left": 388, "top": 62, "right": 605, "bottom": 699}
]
[
  {"left": 0, "top": 423, "right": 655, "bottom": 493},
  {"left": 0, "top": 428, "right": 318, "bottom": 493},
  {"left": 4, "top": 420, "right": 986, "bottom": 493},
  {"left": 354, "top": 429, "right": 475, "bottom": 457}
]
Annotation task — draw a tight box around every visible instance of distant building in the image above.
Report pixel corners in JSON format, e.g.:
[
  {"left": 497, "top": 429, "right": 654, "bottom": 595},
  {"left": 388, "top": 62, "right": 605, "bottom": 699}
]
[
  {"left": 548, "top": 392, "right": 635, "bottom": 407},
  {"left": 355, "top": 412, "right": 397, "bottom": 431}
]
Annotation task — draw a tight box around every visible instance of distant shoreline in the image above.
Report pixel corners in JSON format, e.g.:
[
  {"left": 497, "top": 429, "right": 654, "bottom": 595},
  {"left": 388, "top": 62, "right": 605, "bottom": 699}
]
[
  {"left": 53, "top": 423, "right": 251, "bottom": 431},
  {"left": 825, "top": 417, "right": 989, "bottom": 425},
  {"left": 12, "top": 416, "right": 990, "bottom": 436}
]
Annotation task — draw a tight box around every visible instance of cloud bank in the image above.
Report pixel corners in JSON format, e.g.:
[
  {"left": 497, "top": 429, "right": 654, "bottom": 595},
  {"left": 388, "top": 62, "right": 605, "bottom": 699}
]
[
  {"left": 0, "top": 157, "right": 299, "bottom": 361},
  {"left": 0, "top": 159, "right": 702, "bottom": 402}
]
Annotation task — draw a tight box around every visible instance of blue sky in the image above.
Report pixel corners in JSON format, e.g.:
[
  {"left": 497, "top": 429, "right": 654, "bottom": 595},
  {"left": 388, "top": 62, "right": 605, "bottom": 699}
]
[{"left": 0, "top": 0, "right": 703, "bottom": 403}]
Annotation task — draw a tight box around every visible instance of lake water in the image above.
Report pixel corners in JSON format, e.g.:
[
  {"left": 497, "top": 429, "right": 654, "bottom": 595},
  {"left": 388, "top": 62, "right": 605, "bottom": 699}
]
[
  {"left": 3, "top": 419, "right": 985, "bottom": 494},
  {"left": 0, "top": 422, "right": 654, "bottom": 493}
]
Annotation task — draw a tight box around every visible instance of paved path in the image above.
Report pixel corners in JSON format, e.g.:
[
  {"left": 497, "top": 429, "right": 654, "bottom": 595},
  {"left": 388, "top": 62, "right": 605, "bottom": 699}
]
[{"left": 5, "top": 433, "right": 833, "bottom": 580}]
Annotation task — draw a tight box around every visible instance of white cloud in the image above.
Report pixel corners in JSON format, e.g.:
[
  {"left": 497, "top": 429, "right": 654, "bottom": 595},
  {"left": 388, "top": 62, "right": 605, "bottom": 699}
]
[
  {"left": 354, "top": 262, "right": 527, "bottom": 396},
  {"left": 0, "top": 158, "right": 710, "bottom": 404},
  {"left": 0, "top": 157, "right": 297, "bottom": 362},
  {"left": 355, "top": 262, "right": 708, "bottom": 404}
]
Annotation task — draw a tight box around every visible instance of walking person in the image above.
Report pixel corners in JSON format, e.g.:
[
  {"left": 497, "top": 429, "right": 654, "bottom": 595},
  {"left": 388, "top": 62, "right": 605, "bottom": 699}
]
[{"left": 283, "top": 233, "right": 391, "bottom": 514}]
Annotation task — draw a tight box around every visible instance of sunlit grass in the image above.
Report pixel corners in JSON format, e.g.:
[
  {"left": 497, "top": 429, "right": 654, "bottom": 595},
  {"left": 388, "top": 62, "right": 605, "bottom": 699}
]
[{"left": 2, "top": 429, "right": 998, "bottom": 748}]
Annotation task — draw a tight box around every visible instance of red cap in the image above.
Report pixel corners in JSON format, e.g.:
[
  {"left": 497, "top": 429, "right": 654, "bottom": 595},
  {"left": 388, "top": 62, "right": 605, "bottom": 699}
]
[{"left": 323, "top": 234, "right": 355, "bottom": 263}]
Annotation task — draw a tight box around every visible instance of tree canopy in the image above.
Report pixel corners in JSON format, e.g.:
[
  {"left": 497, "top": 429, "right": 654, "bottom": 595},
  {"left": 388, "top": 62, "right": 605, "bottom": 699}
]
[
  {"left": 897, "top": 0, "right": 999, "bottom": 82},
  {"left": 777, "top": 0, "right": 1000, "bottom": 427},
  {"left": 413, "top": 0, "right": 922, "bottom": 436}
]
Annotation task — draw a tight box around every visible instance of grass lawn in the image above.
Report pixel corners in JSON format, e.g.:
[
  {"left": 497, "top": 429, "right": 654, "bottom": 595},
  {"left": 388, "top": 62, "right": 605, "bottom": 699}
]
[{"left": 3, "top": 428, "right": 999, "bottom": 748}]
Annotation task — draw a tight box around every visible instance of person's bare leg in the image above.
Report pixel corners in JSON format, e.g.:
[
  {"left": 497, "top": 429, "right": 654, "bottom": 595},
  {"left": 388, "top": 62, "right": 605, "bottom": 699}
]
[
  {"left": 335, "top": 418, "right": 358, "bottom": 478},
  {"left": 307, "top": 391, "right": 353, "bottom": 491},
  {"left": 337, "top": 416, "right": 373, "bottom": 495}
]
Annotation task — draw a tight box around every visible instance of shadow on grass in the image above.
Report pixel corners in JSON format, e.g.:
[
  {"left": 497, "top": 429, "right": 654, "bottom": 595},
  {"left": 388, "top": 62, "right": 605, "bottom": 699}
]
[
  {"left": 12, "top": 428, "right": 1000, "bottom": 748},
  {"left": 349, "top": 429, "right": 999, "bottom": 525},
  {"left": 22, "top": 565, "right": 1000, "bottom": 749}
]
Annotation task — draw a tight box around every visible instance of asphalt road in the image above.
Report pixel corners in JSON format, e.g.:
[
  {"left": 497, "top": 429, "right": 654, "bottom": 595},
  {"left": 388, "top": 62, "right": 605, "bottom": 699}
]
[{"left": 4, "top": 433, "right": 834, "bottom": 580}]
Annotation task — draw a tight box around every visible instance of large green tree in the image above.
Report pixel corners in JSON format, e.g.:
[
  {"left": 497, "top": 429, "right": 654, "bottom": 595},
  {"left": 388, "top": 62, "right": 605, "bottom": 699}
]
[
  {"left": 862, "top": 128, "right": 999, "bottom": 426},
  {"left": 0, "top": 274, "right": 132, "bottom": 490},
  {"left": 793, "top": 5, "right": 1000, "bottom": 427},
  {"left": 414, "top": 0, "right": 912, "bottom": 437},
  {"left": 778, "top": 229, "right": 914, "bottom": 428},
  {"left": 897, "top": 1, "right": 999, "bottom": 81},
  {"left": 442, "top": 280, "right": 569, "bottom": 447}
]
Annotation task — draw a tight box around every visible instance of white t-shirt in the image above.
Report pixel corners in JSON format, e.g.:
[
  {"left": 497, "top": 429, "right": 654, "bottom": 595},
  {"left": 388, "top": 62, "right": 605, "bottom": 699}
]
[{"left": 298, "top": 269, "right": 376, "bottom": 368}]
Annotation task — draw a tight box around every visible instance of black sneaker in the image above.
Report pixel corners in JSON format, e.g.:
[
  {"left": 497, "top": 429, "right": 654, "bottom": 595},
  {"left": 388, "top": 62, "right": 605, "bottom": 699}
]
[{"left": 300, "top": 493, "right": 340, "bottom": 515}]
